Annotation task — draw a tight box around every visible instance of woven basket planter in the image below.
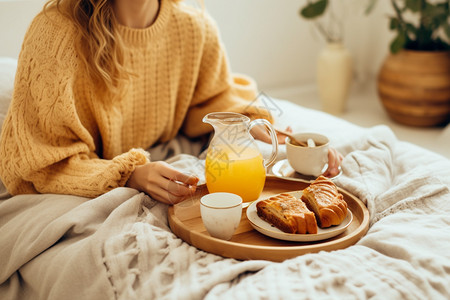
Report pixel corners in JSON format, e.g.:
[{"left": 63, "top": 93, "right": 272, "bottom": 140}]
[{"left": 377, "top": 50, "right": 450, "bottom": 127}]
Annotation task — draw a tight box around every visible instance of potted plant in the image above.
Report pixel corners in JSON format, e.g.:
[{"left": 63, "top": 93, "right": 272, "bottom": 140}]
[
  {"left": 298, "top": 0, "right": 353, "bottom": 116},
  {"left": 370, "top": 0, "right": 450, "bottom": 126}
]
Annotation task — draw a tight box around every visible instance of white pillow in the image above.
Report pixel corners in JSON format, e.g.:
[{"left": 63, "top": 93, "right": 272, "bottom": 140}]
[{"left": 0, "top": 57, "right": 18, "bottom": 130}]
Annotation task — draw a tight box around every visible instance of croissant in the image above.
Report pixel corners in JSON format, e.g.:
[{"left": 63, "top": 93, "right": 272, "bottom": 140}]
[
  {"left": 301, "top": 176, "right": 347, "bottom": 228},
  {"left": 256, "top": 193, "right": 318, "bottom": 234}
]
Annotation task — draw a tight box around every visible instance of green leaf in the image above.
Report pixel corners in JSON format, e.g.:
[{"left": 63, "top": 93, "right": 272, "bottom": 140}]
[
  {"left": 389, "top": 17, "right": 400, "bottom": 30},
  {"left": 406, "top": 23, "right": 417, "bottom": 35},
  {"left": 365, "top": 0, "right": 378, "bottom": 15},
  {"left": 405, "top": 0, "right": 421, "bottom": 12},
  {"left": 390, "top": 31, "right": 407, "bottom": 53},
  {"left": 415, "top": 25, "right": 433, "bottom": 49},
  {"left": 299, "top": 0, "right": 329, "bottom": 19},
  {"left": 433, "top": 4, "right": 449, "bottom": 28},
  {"left": 436, "top": 2, "right": 450, "bottom": 12},
  {"left": 422, "top": 3, "right": 447, "bottom": 20}
]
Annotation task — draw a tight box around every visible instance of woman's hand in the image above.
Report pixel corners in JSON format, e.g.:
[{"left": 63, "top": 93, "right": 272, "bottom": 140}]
[
  {"left": 126, "top": 161, "right": 199, "bottom": 205},
  {"left": 251, "top": 125, "right": 292, "bottom": 144},
  {"left": 253, "top": 124, "right": 344, "bottom": 176},
  {"left": 252, "top": 124, "right": 343, "bottom": 177},
  {"left": 323, "top": 148, "right": 344, "bottom": 178}
]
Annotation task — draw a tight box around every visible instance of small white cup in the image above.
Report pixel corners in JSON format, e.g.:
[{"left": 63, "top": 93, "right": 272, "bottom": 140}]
[
  {"left": 285, "top": 132, "right": 329, "bottom": 177},
  {"left": 200, "top": 192, "right": 242, "bottom": 240}
]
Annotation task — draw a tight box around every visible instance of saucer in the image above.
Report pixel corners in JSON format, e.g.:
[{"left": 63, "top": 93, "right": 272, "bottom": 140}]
[{"left": 270, "top": 159, "right": 342, "bottom": 182}]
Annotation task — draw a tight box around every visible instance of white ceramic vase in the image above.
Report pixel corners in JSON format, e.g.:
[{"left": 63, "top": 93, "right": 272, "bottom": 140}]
[{"left": 317, "top": 42, "right": 353, "bottom": 115}]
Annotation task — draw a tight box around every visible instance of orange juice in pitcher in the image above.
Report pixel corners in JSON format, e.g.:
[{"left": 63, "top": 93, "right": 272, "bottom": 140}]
[
  {"left": 205, "top": 145, "right": 266, "bottom": 202},
  {"left": 203, "top": 112, "right": 278, "bottom": 203}
]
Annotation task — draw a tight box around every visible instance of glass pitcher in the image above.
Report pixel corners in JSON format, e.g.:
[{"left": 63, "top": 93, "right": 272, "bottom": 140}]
[{"left": 203, "top": 112, "right": 278, "bottom": 202}]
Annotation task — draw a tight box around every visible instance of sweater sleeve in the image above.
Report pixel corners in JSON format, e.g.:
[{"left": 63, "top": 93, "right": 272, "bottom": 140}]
[
  {"left": 0, "top": 13, "right": 148, "bottom": 197},
  {"left": 182, "top": 13, "right": 273, "bottom": 138}
]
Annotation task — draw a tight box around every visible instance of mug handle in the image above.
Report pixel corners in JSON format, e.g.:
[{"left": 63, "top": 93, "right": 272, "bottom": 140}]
[{"left": 248, "top": 119, "right": 279, "bottom": 168}]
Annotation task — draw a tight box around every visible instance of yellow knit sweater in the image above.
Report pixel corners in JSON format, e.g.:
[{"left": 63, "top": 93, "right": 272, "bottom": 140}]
[{"left": 0, "top": 0, "right": 269, "bottom": 197}]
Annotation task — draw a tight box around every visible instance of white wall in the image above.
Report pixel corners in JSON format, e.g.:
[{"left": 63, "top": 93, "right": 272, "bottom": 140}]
[
  {"left": 0, "top": 0, "right": 47, "bottom": 58},
  {"left": 0, "top": 0, "right": 394, "bottom": 91},
  {"left": 204, "top": 0, "right": 394, "bottom": 90}
]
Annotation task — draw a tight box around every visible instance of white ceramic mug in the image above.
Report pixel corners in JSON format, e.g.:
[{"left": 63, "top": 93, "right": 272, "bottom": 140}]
[
  {"left": 200, "top": 192, "right": 242, "bottom": 240},
  {"left": 285, "top": 132, "right": 329, "bottom": 177}
]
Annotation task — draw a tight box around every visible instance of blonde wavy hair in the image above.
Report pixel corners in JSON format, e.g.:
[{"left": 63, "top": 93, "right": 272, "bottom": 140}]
[
  {"left": 44, "top": 0, "right": 202, "bottom": 96},
  {"left": 44, "top": 0, "right": 130, "bottom": 95}
]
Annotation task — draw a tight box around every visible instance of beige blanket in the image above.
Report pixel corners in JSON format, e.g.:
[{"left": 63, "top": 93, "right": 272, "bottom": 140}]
[{"left": 1, "top": 100, "right": 450, "bottom": 300}]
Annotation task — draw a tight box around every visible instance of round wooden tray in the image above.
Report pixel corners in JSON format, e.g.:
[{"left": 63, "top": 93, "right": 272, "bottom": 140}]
[{"left": 168, "top": 175, "right": 369, "bottom": 262}]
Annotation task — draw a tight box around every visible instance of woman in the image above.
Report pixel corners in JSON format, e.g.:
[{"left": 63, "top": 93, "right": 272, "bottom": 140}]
[{"left": 0, "top": 0, "right": 342, "bottom": 204}]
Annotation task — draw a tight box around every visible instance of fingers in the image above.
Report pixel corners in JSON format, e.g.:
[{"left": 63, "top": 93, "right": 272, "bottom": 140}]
[
  {"left": 325, "top": 148, "right": 339, "bottom": 177},
  {"left": 147, "top": 185, "right": 189, "bottom": 205},
  {"left": 147, "top": 177, "right": 194, "bottom": 205},
  {"left": 276, "top": 126, "right": 292, "bottom": 144},
  {"left": 128, "top": 161, "right": 199, "bottom": 205},
  {"left": 250, "top": 125, "right": 272, "bottom": 144},
  {"left": 172, "top": 172, "right": 200, "bottom": 186},
  {"left": 251, "top": 124, "right": 295, "bottom": 145},
  {"left": 158, "top": 166, "right": 198, "bottom": 203},
  {"left": 276, "top": 132, "right": 287, "bottom": 144},
  {"left": 252, "top": 124, "right": 293, "bottom": 145},
  {"left": 323, "top": 148, "right": 344, "bottom": 177},
  {"left": 156, "top": 161, "right": 198, "bottom": 186},
  {"left": 168, "top": 177, "right": 197, "bottom": 197}
]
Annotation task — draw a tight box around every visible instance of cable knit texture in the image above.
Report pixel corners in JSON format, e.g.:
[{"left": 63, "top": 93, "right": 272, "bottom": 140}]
[{"left": 0, "top": 0, "right": 267, "bottom": 198}]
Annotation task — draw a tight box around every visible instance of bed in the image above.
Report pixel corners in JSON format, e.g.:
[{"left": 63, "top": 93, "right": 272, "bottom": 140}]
[{"left": 1, "top": 56, "right": 450, "bottom": 300}]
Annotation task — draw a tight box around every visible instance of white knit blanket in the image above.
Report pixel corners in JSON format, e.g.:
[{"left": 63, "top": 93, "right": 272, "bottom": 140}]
[{"left": 1, "top": 100, "right": 449, "bottom": 300}]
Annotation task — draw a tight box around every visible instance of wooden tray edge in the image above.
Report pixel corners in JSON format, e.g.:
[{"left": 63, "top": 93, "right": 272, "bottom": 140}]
[{"left": 168, "top": 177, "right": 370, "bottom": 262}]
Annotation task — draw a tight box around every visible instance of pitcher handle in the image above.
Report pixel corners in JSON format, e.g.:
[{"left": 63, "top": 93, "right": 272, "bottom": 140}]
[{"left": 248, "top": 119, "right": 278, "bottom": 168}]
